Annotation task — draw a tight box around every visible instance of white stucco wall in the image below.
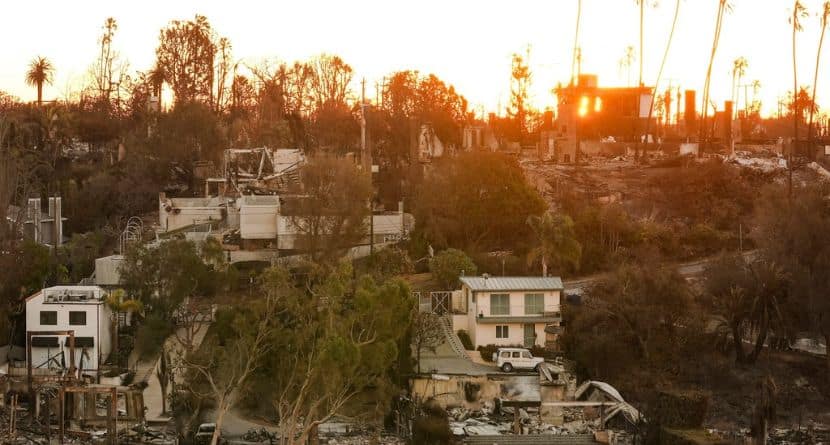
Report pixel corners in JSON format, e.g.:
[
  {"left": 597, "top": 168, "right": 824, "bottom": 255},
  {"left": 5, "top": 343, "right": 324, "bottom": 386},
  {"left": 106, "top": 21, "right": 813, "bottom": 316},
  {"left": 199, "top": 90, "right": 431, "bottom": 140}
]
[
  {"left": 240, "top": 205, "right": 279, "bottom": 239},
  {"left": 472, "top": 322, "right": 546, "bottom": 348},
  {"left": 463, "top": 285, "right": 560, "bottom": 348},
  {"left": 161, "top": 206, "right": 224, "bottom": 232},
  {"left": 469, "top": 289, "right": 560, "bottom": 317},
  {"left": 25, "top": 287, "right": 113, "bottom": 375}
]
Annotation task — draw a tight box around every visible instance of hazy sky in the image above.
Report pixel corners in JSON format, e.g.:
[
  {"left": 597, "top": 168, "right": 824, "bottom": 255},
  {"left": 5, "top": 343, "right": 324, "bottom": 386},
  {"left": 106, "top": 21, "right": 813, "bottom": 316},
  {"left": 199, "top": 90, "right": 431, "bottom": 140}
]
[{"left": 2, "top": 0, "right": 829, "bottom": 117}]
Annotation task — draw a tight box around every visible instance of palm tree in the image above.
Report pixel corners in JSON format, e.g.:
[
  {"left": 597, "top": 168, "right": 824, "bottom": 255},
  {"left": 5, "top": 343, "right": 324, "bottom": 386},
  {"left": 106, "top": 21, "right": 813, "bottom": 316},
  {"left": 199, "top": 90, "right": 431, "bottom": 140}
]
[
  {"left": 751, "top": 79, "right": 762, "bottom": 112},
  {"left": 636, "top": 0, "right": 646, "bottom": 87},
  {"left": 751, "top": 376, "right": 777, "bottom": 445},
  {"left": 148, "top": 64, "right": 166, "bottom": 109},
  {"left": 571, "top": 0, "right": 583, "bottom": 85},
  {"left": 701, "top": 1, "right": 732, "bottom": 154},
  {"left": 25, "top": 56, "right": 54, "bottom": 107},
  {"left": 642, "top": 0, "right": 681, "bottom": 159},
  {"left": 105, "top": 289, "right": 144, "bottom": 368},
  {"left": 619, "top": 46, "right": 637, "bottom": 86},
  {"left": 744, "top": 261, "right": 787, "bottom": 364},
  {"left": 790, "top": 0, "right": 808, "bottom": 198},
  {"left": 731, "top": 57, "right": 748, "bottom": 118},
  {"left": 526, "top": 212, "right": 582, "bottom": 277},
  {"left": 808, "top": 2, "right": 830, "bottom": 147}
]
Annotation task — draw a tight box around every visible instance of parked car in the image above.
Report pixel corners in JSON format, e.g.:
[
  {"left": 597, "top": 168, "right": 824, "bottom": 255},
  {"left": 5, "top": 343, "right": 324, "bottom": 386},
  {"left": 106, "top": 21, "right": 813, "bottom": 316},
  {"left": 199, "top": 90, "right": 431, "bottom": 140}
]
[{"left": 492, "top": 347, "right": 545, "bottom": 372}]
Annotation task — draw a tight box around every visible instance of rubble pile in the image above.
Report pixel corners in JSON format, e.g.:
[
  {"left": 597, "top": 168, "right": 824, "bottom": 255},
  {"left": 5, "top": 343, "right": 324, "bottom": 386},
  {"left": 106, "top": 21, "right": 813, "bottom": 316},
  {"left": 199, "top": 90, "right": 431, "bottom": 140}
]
[
  {"left": 323, "top": 435, "right": 405, "bottom": 445},
  {"left": 447, "top": 405, "right": 600, "bottom": 438},
  {"left": 0, "top": 404, "right": 177, "bottom": 445},
  {"left": 119, "top": 424, "right": 179, "bottom": 444}
]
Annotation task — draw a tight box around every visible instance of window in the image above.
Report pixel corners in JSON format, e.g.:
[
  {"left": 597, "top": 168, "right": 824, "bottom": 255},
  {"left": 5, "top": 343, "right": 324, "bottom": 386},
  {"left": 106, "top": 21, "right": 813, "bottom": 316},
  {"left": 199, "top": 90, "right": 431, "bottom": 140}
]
[
  {"left": 522, "top": 351, "right": 532, "bottom": 359},
  {"left": 40, "top": 311, "right": 57, "bottom": 325},
  {"left": 490, "top": 294, "right": 509, "bottom": 315},
  {"left": 525, "top": 294, "right": 544, "bottom": 315},
  {"left": 500, "top": 351, "right": 510, "bottom": 358},
  {"left": 73, "top": 337, "right": 94, "bottom": 347},
  {"left": 69, "top": 311, "right": 86, "bottom": 326},
  {"left": 512, "top": 351, "right": 520, "bottom": 358},
  {"left": 496, "top": 325, "right": 509, "bottom": 339}
]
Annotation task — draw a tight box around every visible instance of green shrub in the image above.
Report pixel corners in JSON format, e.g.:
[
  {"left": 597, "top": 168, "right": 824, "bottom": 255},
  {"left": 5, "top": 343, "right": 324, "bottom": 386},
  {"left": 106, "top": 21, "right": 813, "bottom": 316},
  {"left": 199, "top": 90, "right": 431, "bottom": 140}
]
[
  {"left": 456, "top": 330, "right": 473, "bottom": 350},
  {"left": 135, "top": 314, "right": 174, "bottom": 358},
  {"left": 429, "top": 248, "right": 476, "bottom": 289},
  {"left": 361, "top": 247, "right": 415, "bottom": 282},
  {"left": 477, "top": 344, "right": 497, "bottom": 362}
]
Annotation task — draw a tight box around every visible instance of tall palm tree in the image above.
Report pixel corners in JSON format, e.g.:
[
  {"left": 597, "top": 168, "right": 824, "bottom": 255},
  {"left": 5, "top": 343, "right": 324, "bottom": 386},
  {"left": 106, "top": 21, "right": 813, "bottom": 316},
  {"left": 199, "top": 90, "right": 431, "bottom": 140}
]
[
  {"left": 25, "top": 56, "right": 54, "bottom": 107},
  {"left": 148, "top": 64, "right": 166, "bottom": 110},
  {"left": 751, "top": 376, "right": 777, "bottom": 445},
  {"left": 642, "top": 0, "right": 682, "bottom": 159},
  {"left": 731, "top": 57, "right": 748, "bottom": 118},
  {"left": 526, "top": 212, "right": 582, "bottom": 277},
  {"left": 790, "top": 0, "right": 808, "bottom": 198},
  {"left": 751, "top": 79, "right": 762, "bottom": 112},
  {"left": 701, "top": 1, "right": 732, "bottom": 154},
  {"left": 571, "top": 0, "right": 583, "bottom": 85},
  {"left": 105, "top": 289, "right": 144, "bottom": 368},
  {"left": 636, "top": 0, "right": 646, "bottom": 86},
  {"left": 619, "top": 46, "right": 637, "bottom": 86},
  {"left": 808, "top": 2, "right": 830, "bottom": 146}
]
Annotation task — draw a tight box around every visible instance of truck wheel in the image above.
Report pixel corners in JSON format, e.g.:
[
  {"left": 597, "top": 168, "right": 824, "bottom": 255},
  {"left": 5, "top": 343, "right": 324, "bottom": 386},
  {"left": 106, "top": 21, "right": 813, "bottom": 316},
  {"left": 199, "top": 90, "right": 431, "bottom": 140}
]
[{"left": 501, "top": 363, "right": 513, "bottom": 373}]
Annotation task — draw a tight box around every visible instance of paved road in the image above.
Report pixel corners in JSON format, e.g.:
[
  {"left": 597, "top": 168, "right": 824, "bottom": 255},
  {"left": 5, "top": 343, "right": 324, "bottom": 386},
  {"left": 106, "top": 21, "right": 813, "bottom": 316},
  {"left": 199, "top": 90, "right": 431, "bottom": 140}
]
[
  {"left": 563, "top": 250, "right": 758, "bottom": 295},
  {"left": 136, "top": 321, "right": 211, "bottom": 422}
]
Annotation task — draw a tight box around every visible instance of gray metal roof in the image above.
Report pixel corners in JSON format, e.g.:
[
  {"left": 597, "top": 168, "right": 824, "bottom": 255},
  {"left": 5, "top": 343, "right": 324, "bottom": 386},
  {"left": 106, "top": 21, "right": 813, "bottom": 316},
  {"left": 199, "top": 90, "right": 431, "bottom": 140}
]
[{"left": 459, "top": 276, "right": 564, "bottom": 291}]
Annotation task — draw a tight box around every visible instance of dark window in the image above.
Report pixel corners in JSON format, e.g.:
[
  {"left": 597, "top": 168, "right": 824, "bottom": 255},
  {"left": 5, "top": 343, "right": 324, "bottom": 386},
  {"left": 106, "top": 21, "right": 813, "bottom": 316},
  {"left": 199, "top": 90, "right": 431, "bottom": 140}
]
[
  {"left": 40, "top": 311, "right": 57, "bottom": 325},
  {"left": 496, "top": 325, "right": 509, "bottom": 339},
  {"left": 69, "top": 311, "right": 86, "bottom": 326},
  {"left": 31, "top": 336, "right": 59, "bottom": 347},
  {"left": 72, "top": 337, "right": 94, "bottom": 347}
]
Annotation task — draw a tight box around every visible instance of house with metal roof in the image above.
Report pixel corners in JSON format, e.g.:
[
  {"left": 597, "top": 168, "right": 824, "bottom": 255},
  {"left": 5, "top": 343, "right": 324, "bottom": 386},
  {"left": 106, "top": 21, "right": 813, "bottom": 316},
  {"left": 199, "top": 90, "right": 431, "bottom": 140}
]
[{"left": 456, "top": 275, "right": 564, "bottom": 349}]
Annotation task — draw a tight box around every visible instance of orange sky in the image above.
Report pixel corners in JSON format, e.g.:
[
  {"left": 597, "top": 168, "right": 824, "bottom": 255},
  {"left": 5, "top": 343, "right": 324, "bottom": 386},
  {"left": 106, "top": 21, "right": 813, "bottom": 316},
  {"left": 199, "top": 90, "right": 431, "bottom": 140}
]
[{"left": 2, "top": 0, "right": 829, "bottom": 118}]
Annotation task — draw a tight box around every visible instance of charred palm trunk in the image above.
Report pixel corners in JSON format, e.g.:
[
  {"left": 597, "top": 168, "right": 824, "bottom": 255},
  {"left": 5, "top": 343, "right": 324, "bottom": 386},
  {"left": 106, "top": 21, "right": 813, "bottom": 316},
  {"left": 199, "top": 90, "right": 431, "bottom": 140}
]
[{"left": 732, "top": 320, "right": 746, "bottom": 363}]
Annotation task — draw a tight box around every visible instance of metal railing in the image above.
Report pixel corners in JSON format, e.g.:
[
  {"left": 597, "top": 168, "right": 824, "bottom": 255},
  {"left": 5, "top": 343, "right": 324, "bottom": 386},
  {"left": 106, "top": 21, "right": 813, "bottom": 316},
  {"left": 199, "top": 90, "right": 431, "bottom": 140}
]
[{"left": 478, "top": 304, "right": 561, "bottom": 317}]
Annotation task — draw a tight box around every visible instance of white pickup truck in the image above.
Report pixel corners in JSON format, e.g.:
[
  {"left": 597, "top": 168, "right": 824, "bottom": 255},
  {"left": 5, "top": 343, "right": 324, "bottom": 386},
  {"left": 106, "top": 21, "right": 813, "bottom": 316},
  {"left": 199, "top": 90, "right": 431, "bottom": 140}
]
[{"left": 492, "top": 347, "right": 545, "bottom": 373}]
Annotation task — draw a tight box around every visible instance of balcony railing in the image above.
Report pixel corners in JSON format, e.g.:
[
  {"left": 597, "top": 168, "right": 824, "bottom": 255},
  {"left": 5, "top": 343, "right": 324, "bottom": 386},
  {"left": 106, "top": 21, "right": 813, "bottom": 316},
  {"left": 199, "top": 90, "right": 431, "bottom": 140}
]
[{"left": 481, "top": 304, "right": 561, "bottom": 317}]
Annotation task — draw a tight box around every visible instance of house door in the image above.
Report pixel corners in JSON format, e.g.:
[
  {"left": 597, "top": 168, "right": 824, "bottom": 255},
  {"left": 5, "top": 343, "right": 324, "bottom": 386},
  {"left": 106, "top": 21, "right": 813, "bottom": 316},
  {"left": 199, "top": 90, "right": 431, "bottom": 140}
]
[{"left": 523, "top": 324, "right": 536, "bottom": 348}]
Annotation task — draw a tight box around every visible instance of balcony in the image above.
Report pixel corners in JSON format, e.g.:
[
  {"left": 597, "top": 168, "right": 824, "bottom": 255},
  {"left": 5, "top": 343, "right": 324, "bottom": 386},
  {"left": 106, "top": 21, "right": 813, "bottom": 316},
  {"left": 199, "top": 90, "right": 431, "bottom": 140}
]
[{"left": 476, "top": 304, "right": 562, "bottom": 324}]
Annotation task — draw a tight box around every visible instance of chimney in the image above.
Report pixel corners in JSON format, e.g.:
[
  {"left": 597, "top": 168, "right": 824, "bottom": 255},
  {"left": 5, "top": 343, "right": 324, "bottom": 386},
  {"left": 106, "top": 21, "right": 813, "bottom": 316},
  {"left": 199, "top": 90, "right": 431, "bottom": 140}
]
[
  {"left": 53, "top": 197, "right": 62, "bottom": 247},
  {"left": 684, "top": 90, "right": 697, "bottom": 136},
  {"left": 28, "top": 198, "right": 41, "bottom": 243},
  {"left": 543, "top": 110, "right": 554, "bottom": 129}
]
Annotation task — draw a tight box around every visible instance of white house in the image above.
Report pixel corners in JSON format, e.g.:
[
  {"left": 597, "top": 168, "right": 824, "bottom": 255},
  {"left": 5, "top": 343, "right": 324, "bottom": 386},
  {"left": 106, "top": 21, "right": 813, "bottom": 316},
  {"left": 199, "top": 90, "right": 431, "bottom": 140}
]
[
  {"left": 457, "top": 276, "right": 563, "bottom": 349},
  {"left": 25, "top": 286, "right": 113, "bottom": 378}
]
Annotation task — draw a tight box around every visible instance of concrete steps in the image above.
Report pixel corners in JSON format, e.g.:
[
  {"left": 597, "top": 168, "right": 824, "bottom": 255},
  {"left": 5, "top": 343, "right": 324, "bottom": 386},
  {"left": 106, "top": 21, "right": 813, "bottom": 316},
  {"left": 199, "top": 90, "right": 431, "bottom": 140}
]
[{"left": 439, "top": 315, "right": 469, "bottom": 359}]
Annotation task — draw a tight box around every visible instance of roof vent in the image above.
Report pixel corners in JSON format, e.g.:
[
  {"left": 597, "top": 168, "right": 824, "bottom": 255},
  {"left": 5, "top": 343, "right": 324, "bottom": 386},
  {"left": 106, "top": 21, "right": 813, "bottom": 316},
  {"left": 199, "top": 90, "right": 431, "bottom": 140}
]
[{"left": 482, "top": 273, "right": 490, "bottom": 281}]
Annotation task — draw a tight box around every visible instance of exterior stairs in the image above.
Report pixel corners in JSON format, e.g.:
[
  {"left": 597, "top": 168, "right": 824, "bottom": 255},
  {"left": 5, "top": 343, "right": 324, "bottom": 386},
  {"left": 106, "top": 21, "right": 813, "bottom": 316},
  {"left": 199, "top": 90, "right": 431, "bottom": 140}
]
[{"left": 439, "top": 315, "right": 470, "bottom": 360}]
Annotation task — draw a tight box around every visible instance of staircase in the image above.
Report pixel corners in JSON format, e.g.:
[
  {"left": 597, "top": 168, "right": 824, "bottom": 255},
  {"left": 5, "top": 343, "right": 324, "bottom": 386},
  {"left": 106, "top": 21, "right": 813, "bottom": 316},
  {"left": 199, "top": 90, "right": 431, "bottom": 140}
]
[{"left": 439, "top": 315, "right": 469, "bottom": 360}]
